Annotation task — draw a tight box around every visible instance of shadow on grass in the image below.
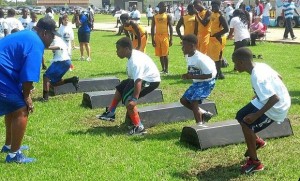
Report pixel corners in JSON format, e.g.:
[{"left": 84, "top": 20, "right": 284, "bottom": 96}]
[
  {"left": 289, "top": 91, "right": 300, "bottom": 105},
  {"left": 295, "top": 66, "right": 300, "bottom": 69},
  {"left": 102, "top": 34, "right": 119, "bottom": 37},
  {"left": 129, "top": 128, "right": 182, "bottom": 142},
  {"left": 171, "top": 163, "right": 242, "bottom": 180},
  {"left": 69, "top": 125, "right": 127, "bottom": 136},
  {"left": 89, "top": 71, "right": 126, "bottom": 77}
]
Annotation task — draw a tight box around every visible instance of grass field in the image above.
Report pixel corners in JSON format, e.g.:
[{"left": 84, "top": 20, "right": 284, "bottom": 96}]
[{"left": 0, "top": 28, "right": 299, "bottom": 180}]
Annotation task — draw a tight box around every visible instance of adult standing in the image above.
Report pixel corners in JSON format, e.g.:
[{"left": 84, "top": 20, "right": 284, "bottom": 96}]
[
  {"left": 0, "top": 17, "right": 57, "bottom": 163},
  {"left": 146, "top": 5, "right": 153, "bottom": 26},
  {"left": 282, "top": 0, "right": 299, "bottom": 40},
  {"left": 130, "top": 5, "right": 141, "bottom": 24},
  {"left": 224, "top": 3, "right": 234, "bottom": 24},
  {"left": 254, "top": 0, "right": 263, "bottom": 17},
  {"left": 76, "top": 11, "right": 92, "bottom": 61},
  {"left": 262, "top": 0, "right": 272, "bottom": 28}
]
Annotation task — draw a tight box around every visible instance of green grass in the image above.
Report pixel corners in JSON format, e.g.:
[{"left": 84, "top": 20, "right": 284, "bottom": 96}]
[{"left": 0, "top": 31, "right": 299, "bottom": 180}]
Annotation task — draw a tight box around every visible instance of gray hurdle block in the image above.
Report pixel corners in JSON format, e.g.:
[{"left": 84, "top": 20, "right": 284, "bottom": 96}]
[
  {"left": 138, "top": 101, "right": 217, "bottom": 128},
  {"left": 180, "top": 118, "right": 293, "bottom": 150},
  {"left": 82, "top": 89, "right": 164, "bottom": 109},
  {"left": 50, "top": 77, "right": 120, "bottom": 95}
]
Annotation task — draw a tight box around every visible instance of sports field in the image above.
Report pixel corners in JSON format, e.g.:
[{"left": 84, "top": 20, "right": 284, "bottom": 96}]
[{"left": 0, "top": 16, "right": 299, "bottom": 180}]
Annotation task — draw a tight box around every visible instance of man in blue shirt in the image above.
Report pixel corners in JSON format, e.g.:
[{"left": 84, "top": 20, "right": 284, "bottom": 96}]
[
  {"left": 282, "top": 0, "right": 299, "bottom": 40},
  {"left": 0, "top": 17, "right": 58, "bottom": 163}
]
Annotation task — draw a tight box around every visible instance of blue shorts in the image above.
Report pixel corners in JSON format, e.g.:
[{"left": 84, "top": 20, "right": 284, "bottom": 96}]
[
  {"left": 236, "top": 102, "right": 274, "bottom": 133},
  {"left": 262, "top": 16, "right": 270, "bottom": 26},
  {"left": 44, "top": 60, "right": 71, "bottom": 84},
  {"left": 0, "top": 94, "right": 25, "bottom": 116},
  {"left": 182, "top": 79, "right": 215, "bottom": 103}
]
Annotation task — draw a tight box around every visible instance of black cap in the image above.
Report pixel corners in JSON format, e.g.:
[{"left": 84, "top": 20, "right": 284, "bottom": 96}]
[{"left": 36, "top": 17, "right": 60, "bottom": 37}]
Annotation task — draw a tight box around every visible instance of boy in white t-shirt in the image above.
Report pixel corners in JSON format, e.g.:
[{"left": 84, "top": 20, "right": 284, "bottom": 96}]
[
  {"left": 232, "top": 47, "right": 291, "bottom": 174},
  {"left": 19, "top": 8, "right": 31, "bottom": 29},
  {"left": 97, "top": 37, "right": 161, "bottom": 135},
  {"left": 180, "top": 34, "right": 216, "bottom": 125},
  {"left": 58, "top": 14, "right": 75, "bottom": 70},
  {"left": 26, "top": 12, "right": 37, "bottom": 31},
  {"left": 42, "top": 36, "right": 79, "bottom": 101},
  {"left": 6, "top": 9, "right": 24, "bottom": 34}
]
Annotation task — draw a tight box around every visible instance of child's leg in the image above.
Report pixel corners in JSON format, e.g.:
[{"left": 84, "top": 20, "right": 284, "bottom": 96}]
[
  {"left": 80, "top": 43, "right": 84, "bottom": 57},
  {"left": 164, "top": 56, "right": 169, "bottom": 73},
  {"left": 84, "top": 43, "right": 91, "bottom": 58},
  {"left": 241, "top": 122, "right": 258, "bottom": 160},
  {"left": 159, "top": 57, "right": 165, "bottom": 72},
  {"left": 126, "top": 104, "right": 141, "bottom": 127},
  {"left": 190, "top": 101, "right": 202, "bottom": 124},
  {"left": 108, "top": 90, "right": 121, "bottom": 113}
]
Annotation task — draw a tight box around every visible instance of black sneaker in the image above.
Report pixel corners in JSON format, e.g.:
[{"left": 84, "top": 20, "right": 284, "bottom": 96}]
[
  {"left": 96, "top": 107, "right": 115, "bottom": 122},
  {"left": 202, "top": 111, "right": 213, "bottom": 123},
  {"left": 128, "top": 126, "right": 147, "bottom": 135},
  {"left": 71, "top": 76, "right": 79, "bottom": 91}
]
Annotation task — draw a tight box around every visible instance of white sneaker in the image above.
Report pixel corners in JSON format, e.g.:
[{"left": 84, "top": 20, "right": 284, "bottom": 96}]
[
  {"left": 80, "top": 56, "right": 85, "bottom": 61},
  {"left": 86, "top": 57, "right": 91, "bottom": 61},
  {"left": 128, "top": 126, "right": 147, "bottom": 135}
]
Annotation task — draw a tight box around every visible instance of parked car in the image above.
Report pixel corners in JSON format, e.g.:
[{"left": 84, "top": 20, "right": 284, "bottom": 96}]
[{"left": 32, "top": 6, "right": 46, "bottom": 15}]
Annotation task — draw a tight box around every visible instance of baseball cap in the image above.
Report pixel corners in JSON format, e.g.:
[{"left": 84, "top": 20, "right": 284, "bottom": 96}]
[{"left": 36, "top": 17, "right": 61, "bottom": 37}]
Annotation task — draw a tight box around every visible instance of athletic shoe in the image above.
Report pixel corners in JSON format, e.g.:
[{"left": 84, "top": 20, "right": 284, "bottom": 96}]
[
  {"left": 79, "top": 56, "right": 85, "bottom": 61},
  {"left": 71, "top": 76, "right": 79, "bottom": 91},
  {"left": 202, "top": 111, "right": 213, "bottom": 123},
  {"left": 1, "top": 145, "right": 30, "bottom": 153},
  {"left": 97, "top": 107, "right": 115, "bottom": 122},
  {"left": 128, "top": 126, "right": 147, "bottom": 135},
  {"left": 241, "top": 158, "right": 264, "bottom": 174},
  {"left": 244, "top": 138, "right": 266, "bottom": 157},
  {"left": 5, "top": 151, "right": 36, "bottom": 164},
  {"left": 86, "top": 57, "right": 91, "bottom": 61},
  {"left": 292, "top": 36, "right": 297, "bottom": 40}
]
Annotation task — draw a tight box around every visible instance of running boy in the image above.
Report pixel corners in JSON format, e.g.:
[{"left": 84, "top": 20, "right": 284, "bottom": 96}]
[
  {"left": 42, "top": 36, "right": 79, "bottom": 101},
  {"left": 97, "top": 37, "right": 161, "bottom": 135},
  {"left": 151, "top": 2, "right": 173, "bottom": 74},
  {"left": 232, "top": 47, "right": 291, "bottom": 174},
  {"left": 120, "top": 13, "right": 147, "bottom": 52},
  {"left": 180, "top": 34, "right": 216, "bottom": 125}
]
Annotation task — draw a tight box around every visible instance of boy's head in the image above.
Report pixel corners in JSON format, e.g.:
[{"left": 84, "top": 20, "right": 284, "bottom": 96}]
[
  {"left": 182, "top": 34, "right": 198, "bottom": 55},
  {"left": 116, "top": 37, "right": 132, "bottom": 59},
  {"left": 158, "top": 2, "right": 167, "bottom": 13},
  {"left": 211, "top": 0, "right": 221, "bottom": 13},
  {"left": 120, "top": 13, "right": 130, "bottom": 24},
  {"left": 22, "top": 8, "right": 29, "bottom": 17},
  {"left": 187, "top": 4, "right": 196, "bottom": 15},
  {"left": 7, "top": 9, "right": 16, "bottom": 17},
  {"left": 30, "top": 12, "right": 37, "bottom": 22},
  {"left": 11, "top": 28, "right": 20, "bottom": 33},
  {"left": 232, "top": 47, "right": 253, "bottom": 72},
  {"left": 193, "top": 0, "right": 204, "bottom": 11}
]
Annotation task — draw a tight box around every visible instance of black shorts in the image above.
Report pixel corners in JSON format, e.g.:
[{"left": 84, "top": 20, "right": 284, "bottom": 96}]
[
  {"left": 236, "top": 102, "right": 274, "bottom": 133},
  {"left": 78, "top": 32, "right": 90, "bottom": 43},
  {"left": 116, "top": 79, "right": 160, "bottom": 105}
]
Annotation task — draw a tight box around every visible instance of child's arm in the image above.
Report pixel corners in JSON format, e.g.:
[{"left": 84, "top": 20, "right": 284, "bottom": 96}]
[
  {"left": 182, "top": 73, "right": 212, "bottom": 80},
  {"left": 151, "top": 16, "right": 156, "bottom": 47},
  {"left": 131, "top": 22, "right": 141, "bottom": 50},
  {"left": 176, "top": 17, "right": 184, "bottom": 40},
  {"left": 167, "top": 14, "right": 173, "bottom": 46},
  {"left": 47, "top": 46, "right": 61, "bottom": 51}
]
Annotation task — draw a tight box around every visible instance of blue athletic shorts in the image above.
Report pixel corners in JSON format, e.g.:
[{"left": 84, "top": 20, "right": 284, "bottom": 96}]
[
  {"left": 182, "top": 79, "right": 215, "bottom": 103},
  {"left": 236, "top": 102, "right": 274, "bottom": 133},
  {"left": 0, "top": 94, "right": 26, "bottom": 116},
  {"left": 44, "top": 60, "right": 71, "bottom": 84}
]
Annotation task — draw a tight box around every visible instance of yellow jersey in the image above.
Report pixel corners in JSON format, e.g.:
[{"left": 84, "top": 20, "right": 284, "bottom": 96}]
[
  {"left": 154, "top": 13, "right": 169, "bottom": 34},
  {"left": 183, "top": 14, "right": 196, "bottom": 35},
  {"left": 210, "top": 12, "right": 223, "bottom": 35},
  {"left": 196, "top": 10, "right": 211, "bottom": 34},
  {"left": 124, "top": 24, "right": 146, "bottom": 37}
]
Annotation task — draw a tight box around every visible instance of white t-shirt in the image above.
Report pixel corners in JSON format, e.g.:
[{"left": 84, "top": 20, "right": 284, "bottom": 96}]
[
  {"left": 58, "top": 24, "right": 74, "bottom": 56},
  {"left": 229, "top": 16, "right": 250, "bottom": 42},
  {"left": 5, "top": 17, "right": 24, "bottom": 34},
  {"left": 186, "top": 50, "right": 217, "bottom": 83},
  {"left": 130, "top": 10, "right": 141, "bottom": 24},
  {"left": 146, "top": 7, "right": 153, "bottom": 18},
  {"left": 263, "top": 2, "right": 272, "bottom": 17},
  {"left": 26, "top": 21, "right": 37, "bottom": 31},
  {"left": 19, "top": 16, "right": 31, "bottom": 29},
  {"left": 50, "top": 36, "right": 70, "bottom": 62},
  {"left": 251, "top": 63, "right": 291, "bottom": 123},
  {"left": 225, "top": 5, "right": 234, "bottom": 20},
  {"left": 0, "top": 18, "right": 8, "bottom": 39},
  {"left": 127, "top": 50, "right": 161, "bottom": 82}
]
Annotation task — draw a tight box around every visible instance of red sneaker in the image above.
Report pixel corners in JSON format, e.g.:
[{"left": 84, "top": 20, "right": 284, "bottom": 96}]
[
  {"left": 241, "top": 158, "right": 264, "bottom": 174},
  {"left": 244, "top": 138, "right": 267, "bottom": 157}
]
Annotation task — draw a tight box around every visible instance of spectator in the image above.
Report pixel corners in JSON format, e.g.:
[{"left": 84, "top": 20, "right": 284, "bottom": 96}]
[
  {"left": 254, "top": 0, "right": 263, "bottom": 17},
  {"left": 130, "top": 5, "right": 141, "bottom": 24},
  {"left": 59, "top": 7, "right": 66, "bottom": 27},
  {"left": 224, "top": 3, "right": 234, "bottom": 24},
  {"left": 45, "top": 7, "right": 54, "bottom": 19},
  {"left": 76, "top": 11, "right": 92, "bottom": 61},
  {"left": 262, "top": 0, "right": 272, "bottom": 28},
  {"left": 250, "top": 16, "right": 265, "bottom": 46},
  {"left": 5, "top": 9, "right": 24, "bottom": 35},
  {"left": 146, "top": 5, "right": 153, "bottom": 26},
  {"left": 0, "top": 17, "right": 57, "bottom": 163},
  {"left": 174, "top": 3, "right": 182, "bottom": 26},
  {"left": 282, "top": 0, "right": 299, "bottom": 40},
  {"left": 27, "top": 12, "right": 37, "bottom": 31}
]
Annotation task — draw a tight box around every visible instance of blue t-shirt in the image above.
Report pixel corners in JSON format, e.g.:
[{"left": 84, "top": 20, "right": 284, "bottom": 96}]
[
  {"left": 78, "top": 13, "right": 91, "bottom": 33},
  {"left": 0, "top": 30, "right": 44, "bottom": 97}
]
